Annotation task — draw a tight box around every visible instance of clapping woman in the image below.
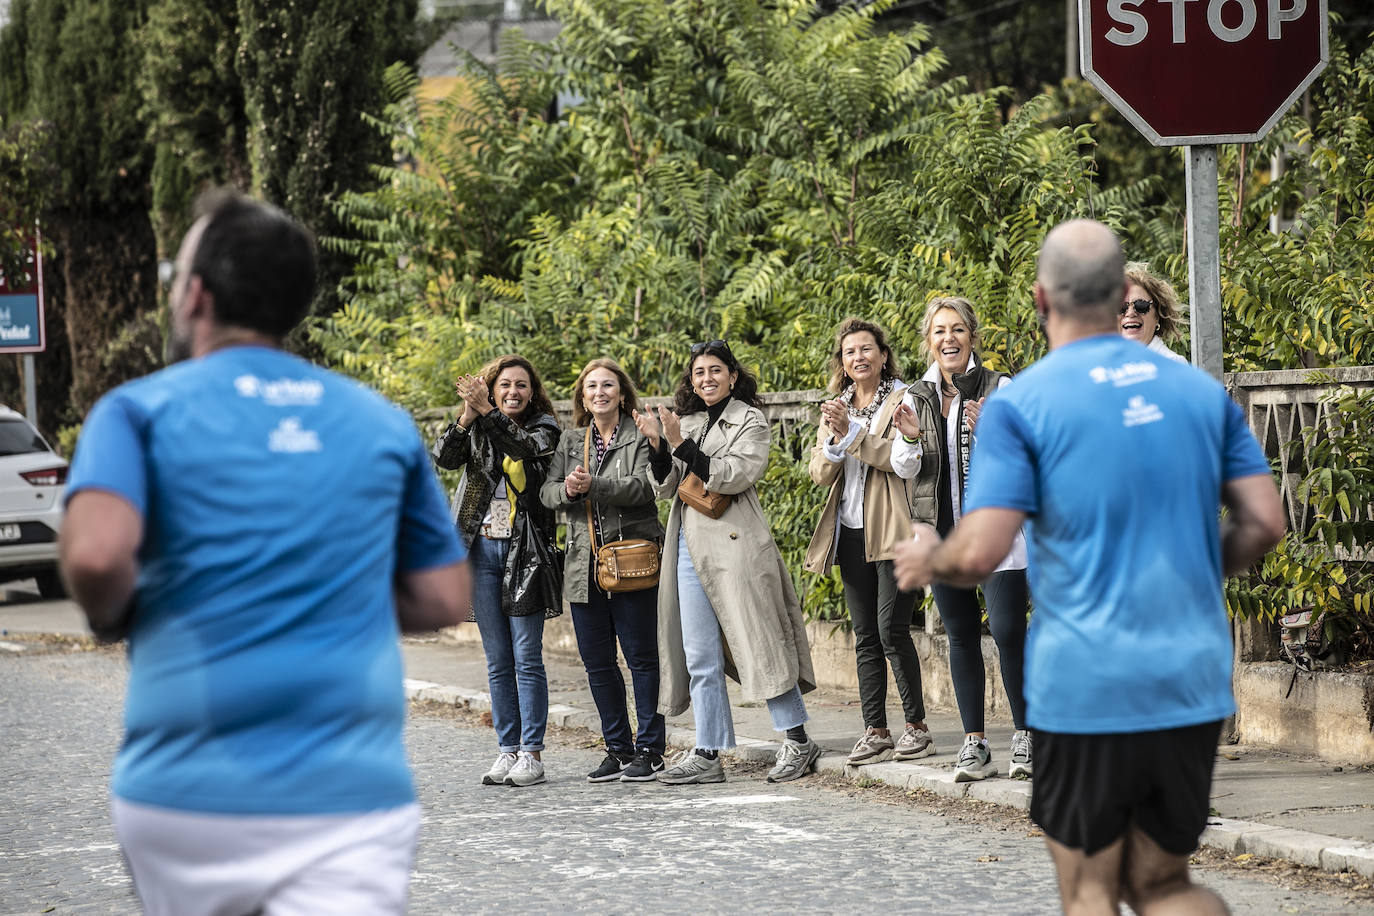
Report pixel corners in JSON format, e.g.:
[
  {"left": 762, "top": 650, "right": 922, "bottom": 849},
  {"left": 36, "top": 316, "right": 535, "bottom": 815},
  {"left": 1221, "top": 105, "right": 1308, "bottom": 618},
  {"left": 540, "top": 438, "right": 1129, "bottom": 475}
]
[
  {"left": 804, "top": 318, "right": 937, "bottom": 767},
  {"left": 635, "top": 340, "right": 820, "bottom": 785},
  {"left": 892, "top": 298, "right": 1033, "bottom": 783},
  {"left": 540, "top": 358, "right": 667, "bottom": 784},
  {"left": 433, "top": 355, "right": 561, "bottom": 789}
]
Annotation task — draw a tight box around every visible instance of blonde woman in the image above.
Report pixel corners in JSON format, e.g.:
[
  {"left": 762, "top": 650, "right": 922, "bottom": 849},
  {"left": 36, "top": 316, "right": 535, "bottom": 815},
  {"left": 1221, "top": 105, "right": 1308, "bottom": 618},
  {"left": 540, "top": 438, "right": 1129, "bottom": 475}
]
[
  {"left": 892, "top": 298, "right": 1032, "bottom": 782},
  {"left": 1120, "top": 262, "right": 1188, "bottom": 362}
]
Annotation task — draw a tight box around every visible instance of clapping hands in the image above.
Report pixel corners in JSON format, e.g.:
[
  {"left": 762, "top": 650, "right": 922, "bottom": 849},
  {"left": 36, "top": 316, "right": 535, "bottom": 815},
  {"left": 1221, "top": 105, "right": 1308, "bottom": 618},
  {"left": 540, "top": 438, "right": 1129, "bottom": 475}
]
[
  {"left": 820, "top": 399, "right": 849, "bottom": 440},
  {"left": 454, "top": 374, "right": 493, "bottom": 426}
]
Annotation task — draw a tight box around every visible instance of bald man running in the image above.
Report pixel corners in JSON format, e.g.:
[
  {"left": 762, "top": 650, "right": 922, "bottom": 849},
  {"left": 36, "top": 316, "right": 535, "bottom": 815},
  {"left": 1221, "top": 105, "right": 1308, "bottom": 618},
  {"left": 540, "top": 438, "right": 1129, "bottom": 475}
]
[{"left": 896, "top": 220, "right": 1285, "bottom": 915}]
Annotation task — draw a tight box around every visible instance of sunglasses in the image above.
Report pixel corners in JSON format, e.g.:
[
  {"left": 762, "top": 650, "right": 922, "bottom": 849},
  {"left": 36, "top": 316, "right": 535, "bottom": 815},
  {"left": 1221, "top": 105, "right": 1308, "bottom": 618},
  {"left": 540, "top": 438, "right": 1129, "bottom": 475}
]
[
  {"left": 690, "top": 339, "right": 732, "bottom": 359},
  {"left": 1120, "top": 299, "right": 1154, "bottom": 316}
]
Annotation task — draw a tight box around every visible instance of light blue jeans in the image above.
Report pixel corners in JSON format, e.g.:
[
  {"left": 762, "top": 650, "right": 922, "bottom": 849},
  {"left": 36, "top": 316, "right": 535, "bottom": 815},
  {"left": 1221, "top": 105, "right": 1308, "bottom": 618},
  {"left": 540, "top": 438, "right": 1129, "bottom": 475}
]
[
  {"left": 471, "top": 534, "right": 548, "bottom": 753},
  {"left": 676, "top": 528, "right": 808, "bottom": 751}
]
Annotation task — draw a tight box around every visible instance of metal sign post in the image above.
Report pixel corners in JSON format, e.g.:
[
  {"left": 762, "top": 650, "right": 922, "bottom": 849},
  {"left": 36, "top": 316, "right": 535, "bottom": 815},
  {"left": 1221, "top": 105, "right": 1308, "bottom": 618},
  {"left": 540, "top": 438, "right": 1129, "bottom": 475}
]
[{"left": 1185, "top": 147, "right": 1223, "bottom": 379}]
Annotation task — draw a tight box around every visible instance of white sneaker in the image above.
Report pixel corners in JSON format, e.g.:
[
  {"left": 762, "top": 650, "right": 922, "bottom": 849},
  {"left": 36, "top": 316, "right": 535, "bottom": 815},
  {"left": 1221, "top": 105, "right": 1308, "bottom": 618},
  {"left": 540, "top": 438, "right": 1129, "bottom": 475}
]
[
  {"left": 503, "top": 750, "right": 547, "bottom": 787},
  {"left": 1009, "top": 729, "right": 1033, "bottom": 779},
  {"left": 481, "top": 751, "right": 518, "bottom": 786},
  {"left": 953, "top": 735, "right": 995, "bottom": 782}
]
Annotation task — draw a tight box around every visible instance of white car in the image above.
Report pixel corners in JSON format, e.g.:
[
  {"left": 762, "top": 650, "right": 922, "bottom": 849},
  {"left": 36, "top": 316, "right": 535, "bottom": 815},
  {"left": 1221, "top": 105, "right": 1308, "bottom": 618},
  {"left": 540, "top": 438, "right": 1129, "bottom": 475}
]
[{"left": 0, "top": 406, "right": 67, "bottom": 599}]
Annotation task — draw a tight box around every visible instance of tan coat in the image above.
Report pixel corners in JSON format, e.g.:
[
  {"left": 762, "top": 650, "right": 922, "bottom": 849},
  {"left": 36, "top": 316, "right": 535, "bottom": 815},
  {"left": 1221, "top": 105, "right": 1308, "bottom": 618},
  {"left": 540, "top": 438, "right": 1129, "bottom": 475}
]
[
  {"left": 803, "top": 386, "right": 914, "bottom": 572},
  {"left": 652, "top": 398, "right": 817, "bottom": 716}
]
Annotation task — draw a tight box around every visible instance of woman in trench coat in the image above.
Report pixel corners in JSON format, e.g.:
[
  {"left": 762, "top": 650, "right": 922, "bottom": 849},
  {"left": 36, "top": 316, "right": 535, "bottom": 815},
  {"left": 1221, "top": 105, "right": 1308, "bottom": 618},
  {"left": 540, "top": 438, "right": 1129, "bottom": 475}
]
[{"left": 633, "top": 339, "right": 819, "bottom": 785}]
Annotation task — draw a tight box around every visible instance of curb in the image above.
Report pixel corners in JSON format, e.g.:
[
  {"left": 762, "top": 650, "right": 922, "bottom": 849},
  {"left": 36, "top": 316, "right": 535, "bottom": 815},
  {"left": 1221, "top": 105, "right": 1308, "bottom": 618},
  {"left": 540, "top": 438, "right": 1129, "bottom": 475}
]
[{"left": 404, "top": 679, "right": 1374, "bottom": 879}]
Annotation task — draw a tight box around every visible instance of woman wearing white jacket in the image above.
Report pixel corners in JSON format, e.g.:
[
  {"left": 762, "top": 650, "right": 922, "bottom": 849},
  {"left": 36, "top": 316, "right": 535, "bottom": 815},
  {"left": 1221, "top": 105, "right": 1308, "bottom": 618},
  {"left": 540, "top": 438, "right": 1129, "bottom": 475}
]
[{"left": 892, "top": 297, "right": 1032, "bottom": 783}]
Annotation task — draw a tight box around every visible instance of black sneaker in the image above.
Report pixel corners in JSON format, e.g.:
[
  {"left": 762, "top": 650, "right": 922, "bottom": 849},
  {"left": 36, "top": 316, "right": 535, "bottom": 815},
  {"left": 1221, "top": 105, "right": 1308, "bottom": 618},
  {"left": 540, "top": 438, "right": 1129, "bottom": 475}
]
[
  {"left": 587, "top": 751, "right": 632, "bottom": 783},
  {"left": 619, "top": 749, "right": 665, "bottom": 782}
]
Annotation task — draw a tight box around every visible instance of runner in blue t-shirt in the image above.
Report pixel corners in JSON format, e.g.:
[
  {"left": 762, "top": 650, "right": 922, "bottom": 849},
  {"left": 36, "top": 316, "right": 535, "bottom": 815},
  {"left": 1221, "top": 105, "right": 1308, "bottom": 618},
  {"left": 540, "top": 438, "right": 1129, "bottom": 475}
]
[
  {"left": 59, "top": 191, "right": 469, "bottom": 916},
  {"left": 894, "top": 220, "right": 1284, "bottom": 915}
]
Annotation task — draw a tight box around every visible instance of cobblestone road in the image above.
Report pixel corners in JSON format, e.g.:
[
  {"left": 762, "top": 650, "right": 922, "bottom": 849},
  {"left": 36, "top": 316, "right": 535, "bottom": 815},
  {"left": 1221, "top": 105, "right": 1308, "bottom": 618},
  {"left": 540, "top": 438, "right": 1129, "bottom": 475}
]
[{"left": 2, "top": 646, "right": 1367, "bottom": 914}]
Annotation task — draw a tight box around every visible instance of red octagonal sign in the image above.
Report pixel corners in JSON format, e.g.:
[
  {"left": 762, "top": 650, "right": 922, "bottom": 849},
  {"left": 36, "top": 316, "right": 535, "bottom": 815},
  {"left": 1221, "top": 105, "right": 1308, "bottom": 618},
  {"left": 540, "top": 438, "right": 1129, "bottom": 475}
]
[{"left": 1080, "top": 0, "right": 1328, "bottom": 146}]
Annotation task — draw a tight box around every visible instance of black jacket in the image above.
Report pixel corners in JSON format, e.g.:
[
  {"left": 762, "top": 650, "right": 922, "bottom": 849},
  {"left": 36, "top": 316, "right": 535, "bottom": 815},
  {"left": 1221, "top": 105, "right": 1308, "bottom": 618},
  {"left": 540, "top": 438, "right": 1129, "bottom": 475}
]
[{"left": 433, "top": 409, "right": 562, "bottom": 618}]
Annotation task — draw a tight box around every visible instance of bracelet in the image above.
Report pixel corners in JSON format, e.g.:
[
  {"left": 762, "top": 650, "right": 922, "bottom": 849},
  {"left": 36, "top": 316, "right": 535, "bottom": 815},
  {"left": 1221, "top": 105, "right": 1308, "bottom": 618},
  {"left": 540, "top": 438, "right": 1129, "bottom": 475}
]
[{"left": 901, "top": 434, "right": 921, "bottom": 445}]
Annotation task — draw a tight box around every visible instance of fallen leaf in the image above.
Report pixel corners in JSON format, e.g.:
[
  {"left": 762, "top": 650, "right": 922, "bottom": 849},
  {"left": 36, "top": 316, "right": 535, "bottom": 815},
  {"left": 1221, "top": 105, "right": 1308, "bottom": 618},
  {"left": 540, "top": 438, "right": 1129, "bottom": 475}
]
[{"left": 976, "top": 855, "right": 1000, "bottom": 862}]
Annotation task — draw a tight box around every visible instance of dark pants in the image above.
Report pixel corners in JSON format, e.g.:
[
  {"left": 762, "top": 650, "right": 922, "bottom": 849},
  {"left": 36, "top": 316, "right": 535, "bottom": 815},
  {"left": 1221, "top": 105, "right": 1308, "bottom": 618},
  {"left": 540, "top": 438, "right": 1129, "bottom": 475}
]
[
  {"left": 837, "top": 526, "right": 926, "bottom": 729},
  {"left": 932, "top": 568, "right": 1030, "bottom": 733},
  {"left": 569, "top": 572, "right": 666, "bottom": 755}
]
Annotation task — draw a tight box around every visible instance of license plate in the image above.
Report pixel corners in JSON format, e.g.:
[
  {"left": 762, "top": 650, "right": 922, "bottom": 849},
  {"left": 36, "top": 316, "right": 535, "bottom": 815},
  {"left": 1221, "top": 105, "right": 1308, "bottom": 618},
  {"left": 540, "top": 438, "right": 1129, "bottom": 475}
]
[{"left": 0, "top": 524, "right": 19, "bottom": 541}]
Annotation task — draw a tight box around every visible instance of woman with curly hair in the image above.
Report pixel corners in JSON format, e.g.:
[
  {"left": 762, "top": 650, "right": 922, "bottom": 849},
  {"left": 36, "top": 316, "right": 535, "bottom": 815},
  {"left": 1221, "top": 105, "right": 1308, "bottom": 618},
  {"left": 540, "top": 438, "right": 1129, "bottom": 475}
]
[
  {"left": 633, "top": 340, "right": 819, "bottom": 785},
  {"left": 434, "top": 354, "right": 562, "bottom": 788},
  {"left": 1120, "top": 262, "right": 1188, "bottom": 363}
]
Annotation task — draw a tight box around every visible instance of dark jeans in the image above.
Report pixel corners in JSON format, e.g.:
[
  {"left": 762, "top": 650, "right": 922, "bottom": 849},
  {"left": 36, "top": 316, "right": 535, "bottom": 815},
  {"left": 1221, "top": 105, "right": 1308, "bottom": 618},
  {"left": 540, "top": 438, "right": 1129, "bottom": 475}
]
[
  {"left": 569, "top": 572, "right": 666, "bottom": 755},
  {"left": 838, "top": 526, "right": 926, "bottom": 729},
  {"left": 932, "top": 568, "right": 1029, "bottom": 733}
]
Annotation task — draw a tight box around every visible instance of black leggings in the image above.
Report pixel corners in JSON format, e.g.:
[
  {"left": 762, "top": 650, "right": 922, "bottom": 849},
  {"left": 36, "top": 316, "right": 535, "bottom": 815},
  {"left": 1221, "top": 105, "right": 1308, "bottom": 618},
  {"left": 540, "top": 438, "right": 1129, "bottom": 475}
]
[
  {"left": 931, "top": 568, "right": 1029, "bottom": 733},
  {"left": 837, "top": 527, "right": 925, "bottom": 729}
]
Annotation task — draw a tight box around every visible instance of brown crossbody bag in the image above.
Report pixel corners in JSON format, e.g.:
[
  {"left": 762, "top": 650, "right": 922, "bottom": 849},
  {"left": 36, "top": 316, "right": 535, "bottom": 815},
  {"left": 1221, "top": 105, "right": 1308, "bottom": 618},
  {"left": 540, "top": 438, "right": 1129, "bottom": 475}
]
[
  {"left": 583, "top": 427, "right": 661, "bottom": 593},
  {"left": 676, "top": 416, "right": 732, "bottom": 518}
]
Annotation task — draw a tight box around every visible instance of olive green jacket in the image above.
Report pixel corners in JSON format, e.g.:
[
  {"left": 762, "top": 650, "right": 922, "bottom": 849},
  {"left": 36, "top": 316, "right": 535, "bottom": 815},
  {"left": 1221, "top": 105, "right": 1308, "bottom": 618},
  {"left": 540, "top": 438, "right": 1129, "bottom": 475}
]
[{"left": 539, "top": 415, "right": 662, "bottom": 604}]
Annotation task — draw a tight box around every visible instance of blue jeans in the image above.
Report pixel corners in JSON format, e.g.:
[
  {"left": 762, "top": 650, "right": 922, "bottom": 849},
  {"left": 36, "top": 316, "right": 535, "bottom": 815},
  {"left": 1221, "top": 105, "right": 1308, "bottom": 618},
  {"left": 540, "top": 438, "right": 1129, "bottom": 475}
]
[
  {"left": 569, "top": 571, "right": 666, "bottom": 755},
  {"left": 676, "top": 529, "right": 807, "bottom": 751},
  {"left": 471, "top": 535, "right": 548, "bottom": 752}
]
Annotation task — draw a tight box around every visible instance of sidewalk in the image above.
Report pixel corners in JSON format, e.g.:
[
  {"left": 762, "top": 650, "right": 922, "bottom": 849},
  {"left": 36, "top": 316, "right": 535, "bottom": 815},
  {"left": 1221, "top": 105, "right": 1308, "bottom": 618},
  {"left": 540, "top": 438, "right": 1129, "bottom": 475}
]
[
  {"left": 401, "top": 632, "right": 1374, "bottom": 879},
  {"left": 6, "top": 594, "right": 1372, "bottom": 877}
]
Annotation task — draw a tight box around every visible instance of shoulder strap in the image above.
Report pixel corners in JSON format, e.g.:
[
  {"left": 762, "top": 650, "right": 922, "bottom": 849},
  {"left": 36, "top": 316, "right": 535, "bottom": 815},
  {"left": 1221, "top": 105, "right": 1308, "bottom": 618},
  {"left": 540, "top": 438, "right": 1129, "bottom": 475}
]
[{"left": 582, "top": 427, "right": 599, "bottom": 550}]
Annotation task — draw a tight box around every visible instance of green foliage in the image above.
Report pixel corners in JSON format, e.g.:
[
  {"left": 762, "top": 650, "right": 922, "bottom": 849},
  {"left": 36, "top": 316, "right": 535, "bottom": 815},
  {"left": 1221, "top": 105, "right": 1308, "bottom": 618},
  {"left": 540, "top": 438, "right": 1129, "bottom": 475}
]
[
  {"left": 326, "top": 0, "right": 1157, "bottom": 617},
  {"left": 1220, "top": 34, "right": 1374, "bottom": 370},
  {"left": 238, "top": 0, "right": 421, "bottom": 321},
  {"left": 1227, "top": 382, "right": 1374, "bottom": 661}
]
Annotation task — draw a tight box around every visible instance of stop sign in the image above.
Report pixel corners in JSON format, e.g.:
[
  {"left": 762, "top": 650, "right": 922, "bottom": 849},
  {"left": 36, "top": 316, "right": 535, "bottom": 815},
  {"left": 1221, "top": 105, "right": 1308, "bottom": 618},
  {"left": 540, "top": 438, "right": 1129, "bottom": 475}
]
[{"left": 1080, "top": 0, "right": 1328, "bottom": 146}]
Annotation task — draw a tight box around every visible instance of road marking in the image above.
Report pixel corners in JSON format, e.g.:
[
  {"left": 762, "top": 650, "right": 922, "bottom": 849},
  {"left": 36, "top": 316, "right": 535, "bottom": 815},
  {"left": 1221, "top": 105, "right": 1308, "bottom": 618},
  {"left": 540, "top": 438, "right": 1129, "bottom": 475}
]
[{"left": 0, "top": 640, "right": 26, "bottom": 652}]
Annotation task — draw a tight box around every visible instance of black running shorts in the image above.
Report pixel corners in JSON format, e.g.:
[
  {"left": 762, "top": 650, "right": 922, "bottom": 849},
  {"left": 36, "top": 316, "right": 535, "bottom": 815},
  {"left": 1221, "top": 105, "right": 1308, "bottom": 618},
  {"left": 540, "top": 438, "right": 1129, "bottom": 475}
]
[{"left": 1030, "top": 719, "right": 1223, "bottom": 856}]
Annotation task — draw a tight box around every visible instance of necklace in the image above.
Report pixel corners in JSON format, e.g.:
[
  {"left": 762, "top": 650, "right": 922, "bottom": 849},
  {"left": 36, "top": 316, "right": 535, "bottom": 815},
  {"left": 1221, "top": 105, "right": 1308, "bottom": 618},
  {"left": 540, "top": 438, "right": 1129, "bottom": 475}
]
[{"left": 841, "top": 377, "right": 895, "bottom": 422}]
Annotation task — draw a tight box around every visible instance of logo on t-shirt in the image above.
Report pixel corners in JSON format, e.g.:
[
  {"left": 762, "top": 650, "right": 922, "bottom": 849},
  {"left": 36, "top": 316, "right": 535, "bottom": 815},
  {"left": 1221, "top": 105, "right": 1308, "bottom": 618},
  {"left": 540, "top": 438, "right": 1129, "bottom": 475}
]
[
  {"left": 268, "top": 417, "right": 322, "bottom": 453},
  {"left": 1089, "top": 362, "right": 1157, "bottom": 387},
  {"left": 1122, "top": 395, "right": 1164, "bottom": 427},
  {"left": 234, "top": 374, "right": 325, "bottom": 406}
]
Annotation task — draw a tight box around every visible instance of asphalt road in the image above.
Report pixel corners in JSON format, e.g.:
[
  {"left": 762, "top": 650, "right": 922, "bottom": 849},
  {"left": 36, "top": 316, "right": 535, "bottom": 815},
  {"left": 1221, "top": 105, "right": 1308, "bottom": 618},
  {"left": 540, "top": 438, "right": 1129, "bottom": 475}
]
[{"left": 2, "top": 643, "right": 1369, "bottom": 915}]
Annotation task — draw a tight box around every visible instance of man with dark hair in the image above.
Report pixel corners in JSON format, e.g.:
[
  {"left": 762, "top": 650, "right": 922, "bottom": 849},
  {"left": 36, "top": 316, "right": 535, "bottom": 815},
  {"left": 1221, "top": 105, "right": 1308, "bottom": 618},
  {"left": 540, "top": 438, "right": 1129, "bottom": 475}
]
[
  {"left": 60, "top": 190, "right": 469, "bottom": 915},
  {"left": 896, "top": 219, "right": 1285, "bottom": 914}
]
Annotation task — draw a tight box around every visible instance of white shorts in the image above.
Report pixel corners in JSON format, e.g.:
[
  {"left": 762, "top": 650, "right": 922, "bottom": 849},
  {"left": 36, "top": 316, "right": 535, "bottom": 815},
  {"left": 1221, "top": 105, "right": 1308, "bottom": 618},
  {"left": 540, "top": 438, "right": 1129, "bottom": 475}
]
[{"left": 112, "top": 798, "right": 421, "bottom": 916}]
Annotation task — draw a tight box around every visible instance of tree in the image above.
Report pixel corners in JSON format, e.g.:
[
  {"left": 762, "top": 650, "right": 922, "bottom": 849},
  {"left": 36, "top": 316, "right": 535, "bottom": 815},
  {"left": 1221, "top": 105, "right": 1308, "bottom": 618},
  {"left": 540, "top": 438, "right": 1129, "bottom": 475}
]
[
  {"left": 0, "top": 0, "right": 161, "bottom": 424},
  {"left": 237, "top": 0, "right": 422, "bottom": 321}
]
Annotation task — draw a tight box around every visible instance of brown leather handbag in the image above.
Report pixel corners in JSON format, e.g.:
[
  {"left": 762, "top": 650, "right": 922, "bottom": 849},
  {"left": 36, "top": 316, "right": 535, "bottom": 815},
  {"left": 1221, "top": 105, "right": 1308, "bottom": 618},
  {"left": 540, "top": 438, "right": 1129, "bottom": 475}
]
[
  {"left": 677, "top": 472, "right": 731, "bottom": 519},
  {"left": 582, "top": 428, "right": 660, "bottom": 593}
]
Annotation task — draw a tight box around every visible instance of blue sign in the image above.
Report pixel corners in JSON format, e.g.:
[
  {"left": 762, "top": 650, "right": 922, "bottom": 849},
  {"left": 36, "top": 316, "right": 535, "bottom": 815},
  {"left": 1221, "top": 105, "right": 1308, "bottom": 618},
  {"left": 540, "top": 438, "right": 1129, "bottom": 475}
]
[{"left": 0, "top": 293, "right": 44, "bottom": 352}]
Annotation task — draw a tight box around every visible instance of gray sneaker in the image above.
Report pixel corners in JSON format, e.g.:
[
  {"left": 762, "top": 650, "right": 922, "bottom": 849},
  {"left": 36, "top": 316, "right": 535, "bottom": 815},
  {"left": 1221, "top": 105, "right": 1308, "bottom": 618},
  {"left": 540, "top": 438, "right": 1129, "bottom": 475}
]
[
  {"left": 481, "top": 751, "right": 518, "bottom": 785},
  {"left": 767, "top": 738, "right": 822, "bottom": 783},
  {"left": 657, "top": 750, "right": 726, "bottom": 785},
  {"left": 1009, "top": 729, "right": 1033, "bottom": 779},
  {"left": 847, "top": 728, "right": 895, "bottom": 765},
  {"left": 893, "top": 724, "right": 936, "bottom": 761},
  {"left": 503, "top": 751, "right": 546, "bottom": 787},
  {"left": 953, "top": 735, "right": 995, "bottom": 782}
]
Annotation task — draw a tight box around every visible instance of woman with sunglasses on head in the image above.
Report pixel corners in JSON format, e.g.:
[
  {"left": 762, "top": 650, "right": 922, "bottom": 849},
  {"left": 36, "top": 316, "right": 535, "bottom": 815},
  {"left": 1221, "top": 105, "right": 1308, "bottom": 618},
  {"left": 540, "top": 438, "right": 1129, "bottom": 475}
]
[
  {"left": 804, "top": 317, "right": 938, "bottom": 768},
  {"left": 633, "top": 339, "right": 820, "bottom": 785},
  {"left": 434, "top": 354, "right": 562, "bottom": 789},
  {"left": 1120, "top": 262, "right": 1188, "bottom": 363},
  {"left": 540, "top": 358, "right": 667, "bottom": 784},
  {"left": 890, "top": 297, "right": 1033, "bottom": 783}
]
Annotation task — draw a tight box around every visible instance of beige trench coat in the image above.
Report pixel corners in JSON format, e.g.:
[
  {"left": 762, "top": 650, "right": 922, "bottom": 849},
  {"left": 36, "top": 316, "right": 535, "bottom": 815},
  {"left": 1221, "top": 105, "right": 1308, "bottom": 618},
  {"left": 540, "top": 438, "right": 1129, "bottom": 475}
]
[{"left": 652, "top": 398, "right": 817, "bottom": 716}]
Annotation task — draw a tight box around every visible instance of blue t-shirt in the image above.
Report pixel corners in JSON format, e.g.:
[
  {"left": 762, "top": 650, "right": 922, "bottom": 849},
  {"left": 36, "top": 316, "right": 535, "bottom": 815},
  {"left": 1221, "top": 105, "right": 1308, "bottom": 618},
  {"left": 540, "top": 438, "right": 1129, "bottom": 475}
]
[
  {"left": 964, "top": 335, "right": 1270, "bottom": 734},
  {"left": 66, "top": 347, "right": 465, "bottom": 815}
]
